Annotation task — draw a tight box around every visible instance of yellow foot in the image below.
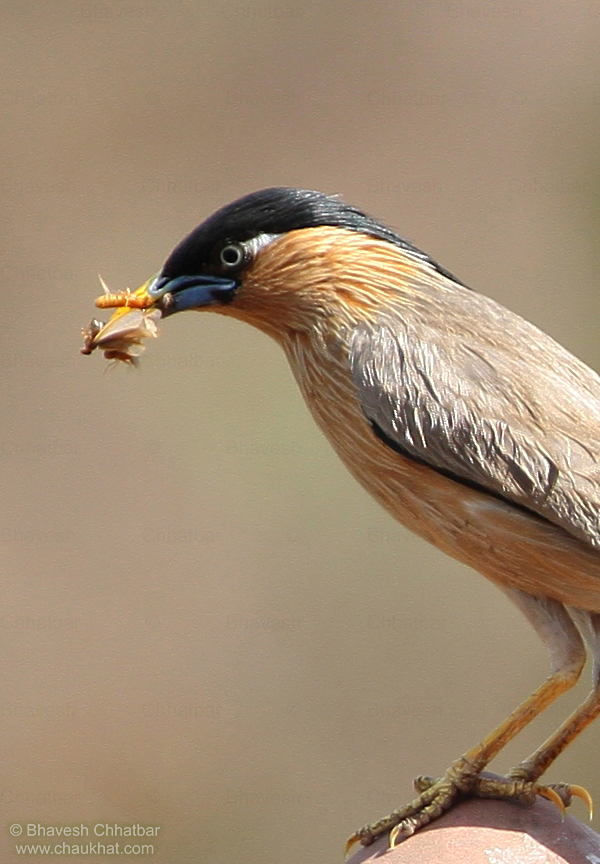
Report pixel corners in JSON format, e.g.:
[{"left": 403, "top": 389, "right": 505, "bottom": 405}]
[
  {"left": 344, "top": 779, "right": 454, "bottom": 855},
  {"left": 344, "top": 764, "right": 593, "bottom": 857},
  {"left": 504, "top": 767, "right": 593, "bottom": 819},
  {"left": 418, "top": 773, "right": 592, "bottom": 817}
]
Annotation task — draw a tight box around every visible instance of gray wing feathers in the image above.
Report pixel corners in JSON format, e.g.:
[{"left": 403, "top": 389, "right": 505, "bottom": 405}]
[{"left": 350, "top": 294, "right": 600, "bottom": 548}]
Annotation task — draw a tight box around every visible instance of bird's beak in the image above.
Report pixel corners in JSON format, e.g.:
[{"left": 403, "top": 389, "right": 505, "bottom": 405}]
[
  {"left": 81, "top": 274, "right": 238, "bottom": 363},
  {"left": 142, "top": 273, "right": 238, "bottom": 316}
]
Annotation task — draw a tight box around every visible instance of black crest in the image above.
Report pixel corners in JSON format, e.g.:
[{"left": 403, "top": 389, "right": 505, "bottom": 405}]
[{"left": 161, "top": 187, "right": 464, "bottom": 285}]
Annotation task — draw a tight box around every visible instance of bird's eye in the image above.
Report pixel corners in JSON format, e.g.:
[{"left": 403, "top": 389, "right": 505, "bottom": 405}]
[{"left": 219, "top": 242, "right": 246, "bottom": 270}]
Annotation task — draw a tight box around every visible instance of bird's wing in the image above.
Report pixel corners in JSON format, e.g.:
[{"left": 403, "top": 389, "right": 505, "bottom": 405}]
[{"left": 349, "top": 300, "right": 600, "bottom": 549}]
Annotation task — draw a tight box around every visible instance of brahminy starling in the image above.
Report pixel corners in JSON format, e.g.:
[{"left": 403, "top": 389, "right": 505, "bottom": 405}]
[{"left": 83, "top": 187, "right": 600, "bottom": 850}]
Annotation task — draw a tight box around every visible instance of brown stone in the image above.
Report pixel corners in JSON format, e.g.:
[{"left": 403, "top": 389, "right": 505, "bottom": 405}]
[{"left": 347, "top": 794, "right": 600, "bottom": 864}]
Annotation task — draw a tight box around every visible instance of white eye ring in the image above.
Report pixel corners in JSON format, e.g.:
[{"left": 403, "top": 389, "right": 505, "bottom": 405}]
[{"left": 219, "top": 242, "right": 246, "bottom": 269}]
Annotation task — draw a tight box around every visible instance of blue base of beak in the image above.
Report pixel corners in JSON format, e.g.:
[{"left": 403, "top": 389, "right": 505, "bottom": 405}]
[{"left": 153, "top": 275, "right": 238, "bottom": 315}]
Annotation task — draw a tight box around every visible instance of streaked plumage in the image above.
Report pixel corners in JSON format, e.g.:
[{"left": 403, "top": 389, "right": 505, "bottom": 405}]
[{"left": 84, "top": 188, "right": 600, "bottom": 849}]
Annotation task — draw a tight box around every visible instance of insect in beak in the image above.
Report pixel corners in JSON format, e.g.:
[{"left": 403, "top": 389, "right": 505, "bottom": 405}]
[{"left": 80, "top": 277, "right": 160, "bottom": 364}]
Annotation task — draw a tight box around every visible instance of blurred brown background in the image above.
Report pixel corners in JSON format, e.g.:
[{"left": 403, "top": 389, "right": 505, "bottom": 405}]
[{"left": 1, "top": 2, "right": 600, "bottom": 862}]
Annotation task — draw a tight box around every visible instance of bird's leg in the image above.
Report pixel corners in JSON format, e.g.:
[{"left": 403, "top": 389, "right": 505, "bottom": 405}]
[
  {"left": 346, "top": 668, "right": 580, "bottom": 852},
  {"left": 507, "top": 609, "right": 600, "bottom": 811},
  {"left": 346, "top": 592, "right": 586, "bottom": 854}
]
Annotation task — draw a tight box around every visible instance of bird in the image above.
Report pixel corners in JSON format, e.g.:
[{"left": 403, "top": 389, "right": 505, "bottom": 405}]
[{"left": 84, "top": 187, "right": 600, "bottom": 852}]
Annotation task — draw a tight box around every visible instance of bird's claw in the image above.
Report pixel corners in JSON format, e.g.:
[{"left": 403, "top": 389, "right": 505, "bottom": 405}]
[
  {"left": 464, "top": 774, "right": 593, "bottom": 819},
  {"left": 544, "top": 783, "right": 593, "bottom": 819},
  {"left": 344, "top": 771, "right": 594, "bottom": 857},
  {"left": 345, "top": 773, "right": 461, "bottom": 856},
  {"left": 507, "top": 767, "right": 594, "bottom": 819},
  {"left": 570, "top": 784, "right": 594, "bottom": 819},
  {"left": 537, "top": 785, "right": 567, "bottom": 816}
]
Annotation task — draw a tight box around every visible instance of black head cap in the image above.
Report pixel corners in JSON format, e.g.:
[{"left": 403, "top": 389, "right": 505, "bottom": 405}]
[{"left": 161, "top": 187, "right": 464, "bottom": 285}]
